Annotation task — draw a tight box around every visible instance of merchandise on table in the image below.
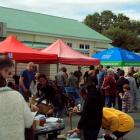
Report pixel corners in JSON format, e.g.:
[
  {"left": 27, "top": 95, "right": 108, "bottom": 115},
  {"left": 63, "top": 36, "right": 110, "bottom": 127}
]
[{"left": 33, "top": 115, "right": 64, "bottom": 132}]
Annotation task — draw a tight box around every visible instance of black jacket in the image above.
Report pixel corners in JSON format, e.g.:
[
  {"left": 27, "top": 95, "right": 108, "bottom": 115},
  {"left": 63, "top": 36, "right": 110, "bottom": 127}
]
[
  {"left": 116, "top": 77, "right": 129, "bottom": 93},
  {"left": 37, "top": 84, "right": 64, "bottom": 110},
  {"left": 77, "top": 88, "right": 103, "bottom": 129}
]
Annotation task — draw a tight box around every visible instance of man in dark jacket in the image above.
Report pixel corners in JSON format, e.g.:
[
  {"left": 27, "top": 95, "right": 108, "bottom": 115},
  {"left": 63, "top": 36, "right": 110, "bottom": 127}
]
[
  {"left": 37, "top": 74, "right": 65, "bottom": 117},
  {"left": 116, "top": 70, "right": 129, "bottom": 110},
  {"left": 76, "top": 82, "right": 103, "bottom": 140}
]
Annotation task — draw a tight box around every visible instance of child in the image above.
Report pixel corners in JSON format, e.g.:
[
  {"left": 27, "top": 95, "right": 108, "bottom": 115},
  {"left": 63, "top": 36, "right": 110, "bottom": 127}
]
[{"left": 119, "top": 84, "right": 131, "bottom": 113}]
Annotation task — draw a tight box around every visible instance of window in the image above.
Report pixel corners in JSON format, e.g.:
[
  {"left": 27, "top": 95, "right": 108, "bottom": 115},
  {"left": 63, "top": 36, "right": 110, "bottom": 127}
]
[
  {"left": 67, "top": 42, "right": 72, "bottom": 47},
  {"left": 79, "top": 44, "right": 90, "bottom": 50},
  {"left": 85, "top": 44, "right": 90, "bottom": 49},
  {"left": 80, "top": 44, "right": 84, "bottom": 49}
]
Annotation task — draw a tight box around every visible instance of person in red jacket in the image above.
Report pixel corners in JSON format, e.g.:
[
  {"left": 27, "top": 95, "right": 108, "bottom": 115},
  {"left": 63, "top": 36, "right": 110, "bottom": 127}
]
[{"left": 102, "top": 69, "right": 116, "bottom": 107}]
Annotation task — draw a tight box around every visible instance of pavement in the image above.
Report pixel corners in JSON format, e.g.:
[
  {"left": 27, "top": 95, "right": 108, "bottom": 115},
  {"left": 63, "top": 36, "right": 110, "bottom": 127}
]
[
  {"left": 63, "top": 93, "right": 140, "bottom": 140},
  {"left": 124, "top": 93, "right": 140, "bottom": 140}
]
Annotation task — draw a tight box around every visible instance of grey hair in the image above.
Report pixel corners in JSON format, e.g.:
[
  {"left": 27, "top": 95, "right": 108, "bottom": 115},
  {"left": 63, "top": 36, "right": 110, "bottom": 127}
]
[{"left": 107, "top": 68, "right": 114, "bottom": 75}]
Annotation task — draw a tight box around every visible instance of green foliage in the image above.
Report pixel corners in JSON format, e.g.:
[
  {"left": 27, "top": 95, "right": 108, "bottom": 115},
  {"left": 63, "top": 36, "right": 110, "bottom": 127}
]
[
  {"left": 84, "top": 10, "right": 140, "bottom": 52},
  {"left": 103, "top": 27, "right": 139, "bottom": 51},
  {"left": 84, "top": 12, "right": 102, "bottom": 32}
]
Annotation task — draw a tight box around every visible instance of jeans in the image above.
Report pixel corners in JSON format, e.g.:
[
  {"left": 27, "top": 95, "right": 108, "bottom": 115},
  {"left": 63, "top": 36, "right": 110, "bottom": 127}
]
[
  {"left": 105, "top": 96, "right": 115, "bottom": 107},
  {"left": 81, "top": 128, "right": 100, "bottom": 140}
]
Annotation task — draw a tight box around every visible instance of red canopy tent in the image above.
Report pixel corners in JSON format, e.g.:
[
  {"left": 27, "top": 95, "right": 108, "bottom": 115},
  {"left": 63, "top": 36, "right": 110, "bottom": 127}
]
[
  {"left": 41, "top": 39, "right": 100, "bottom": 66},
  {"left": 0, "top": 35, "right": 57, "bottom": 63}
]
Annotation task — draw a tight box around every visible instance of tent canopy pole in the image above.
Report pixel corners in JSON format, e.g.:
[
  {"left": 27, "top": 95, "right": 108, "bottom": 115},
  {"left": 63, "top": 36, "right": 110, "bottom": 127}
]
[{"left": 57, "top": 63, "right": 59, "bottom": 72}]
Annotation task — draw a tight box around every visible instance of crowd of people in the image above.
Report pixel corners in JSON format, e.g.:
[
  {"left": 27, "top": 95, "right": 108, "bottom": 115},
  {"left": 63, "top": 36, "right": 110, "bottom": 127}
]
[
  {"left": 55, "top": 65, "right": 139, "bottom": 113},
  {"left": 11, "top": 62, "right": 138, "bottom": 115},
  {"left": 0, "top": 54, "right": 138, "bottom": 140},
  {"left": 68, "top": 65, "right": 139, "bottom": 113},
  {"left": 65, "top": 65, "right": 137, "bottom": 140}
]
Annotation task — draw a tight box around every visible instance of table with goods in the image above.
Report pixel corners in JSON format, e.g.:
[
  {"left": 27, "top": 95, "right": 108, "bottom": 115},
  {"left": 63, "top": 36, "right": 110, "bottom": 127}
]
[
  {"left": 30, "top": 97, "right": 65, "bottom": 140},
  {"left": 33, "top": 114, "right": 65, "bottom": 140}
]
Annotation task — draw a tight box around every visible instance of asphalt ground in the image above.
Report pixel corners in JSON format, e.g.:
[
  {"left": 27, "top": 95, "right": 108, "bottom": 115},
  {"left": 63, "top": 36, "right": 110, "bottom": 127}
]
[{"left": 63, "top": 95, "right": 140, "bottom": 140}]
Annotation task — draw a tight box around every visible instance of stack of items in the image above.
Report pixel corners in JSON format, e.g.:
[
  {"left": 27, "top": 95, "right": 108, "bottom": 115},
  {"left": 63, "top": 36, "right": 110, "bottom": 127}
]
[
  {"left": 33, "top": 114, "right": 46, "bottom": 129},
  {"left": 33, "top": 115, "right": 64, "bottom": 130},
  {"left": 30, "top": 97, "right": 53, "bottom": 114}
]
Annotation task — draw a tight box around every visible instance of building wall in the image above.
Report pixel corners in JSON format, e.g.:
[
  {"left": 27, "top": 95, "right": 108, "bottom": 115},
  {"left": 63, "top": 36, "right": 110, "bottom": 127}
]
[
  {"left": 6, "top": 31, "right": 110, "bottom": 79},
  {"left": 7, "top": 31, "right": 109, "bottom": 53},
  {"left": 13, "top": 63, "right": 27, "bottom": 75}
]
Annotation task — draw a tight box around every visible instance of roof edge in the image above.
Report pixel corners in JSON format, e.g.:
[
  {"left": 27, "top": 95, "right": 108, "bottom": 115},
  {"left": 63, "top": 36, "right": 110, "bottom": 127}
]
[
  {"left": 0, "top": 6, "right": 78, "bottom": 22},
  {"left": 7, "top": 28, "right": 112, "bottom": 43}
]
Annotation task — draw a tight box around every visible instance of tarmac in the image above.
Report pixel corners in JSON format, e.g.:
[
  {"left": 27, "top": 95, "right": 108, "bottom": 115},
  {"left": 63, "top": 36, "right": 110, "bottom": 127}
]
[{"left": 63, "top": 93, "right": 140, "bottom": 140}]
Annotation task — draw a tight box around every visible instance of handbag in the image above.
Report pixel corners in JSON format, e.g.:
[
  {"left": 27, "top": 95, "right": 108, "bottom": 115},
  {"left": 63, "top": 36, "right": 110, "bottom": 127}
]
[{"left": 30, "top": 97, "right": 53, "bottom": 114}]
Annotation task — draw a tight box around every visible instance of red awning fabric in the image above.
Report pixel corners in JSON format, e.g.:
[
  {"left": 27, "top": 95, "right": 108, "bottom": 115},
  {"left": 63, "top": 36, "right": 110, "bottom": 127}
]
[
  {"left": 41, "top": 39, "right": 100, "bottom": 66},
  {"left": 0, "top": 35, "right": 57, "bottom": 63}
]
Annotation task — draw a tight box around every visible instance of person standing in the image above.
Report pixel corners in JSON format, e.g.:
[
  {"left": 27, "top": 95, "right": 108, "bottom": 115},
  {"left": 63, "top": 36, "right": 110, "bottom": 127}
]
[
  {"left": 19, "top": 62, "right": 35, "bottom": 102},
  {"left": 133, "top": 68, "right": 140, "bottom": 93},
  {"left": 129, "top": 67, "right": 136, "bottom": 75},
  {"left": 66, "top": 72, "right": 78, "bottom": 88},
  {"left": 126, "top": 71, "right": 138, "bottom": 111},
  {"left": 0, "top": 54, "right": 34, "bottom": 140},
  {"left": 74, "top": 66, "right": 82, "bottom": 85},
  {"left": 55, "top": 67, "right": 68, "bottom": 92},
  {"left": 116, "top": 68, "right": 121, "bottom": 78},
  {"left": 98, "top": 65, "right": 106, "bottom": 88},
  {"left": 84, "top": 65, "right": 95, "bottom": 84},
  {"left": 29, "top": 73, "right": 40, "bottom": 96},
  {"left": 76, "top": 81, "right": 103, "bottom": 140},
  {"left": 116, "top": 70, "right": 129, "bottom": 110},
  {"left": 102, "top": 69, "right": 116, "bottom": 107},
  {"left": 87, "top": 67, "right": 98, "bottom": 87},
  {"left": 119, "top": 84, "right": 132, "bottom": 113}
]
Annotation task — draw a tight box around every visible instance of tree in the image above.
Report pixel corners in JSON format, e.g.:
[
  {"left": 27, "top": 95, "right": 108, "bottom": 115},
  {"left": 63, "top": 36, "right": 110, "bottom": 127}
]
[
  {"left": 129, "top": 21, "right": 140, "bottom": 34},
  {"left": 83, "top": 10, "right": 140, "bottom": 52},
  {"left": 84, "top": 12, "right": 102, "bottom": 32},
  {"left": 100, "top": 10, "right": 117, "bottom": 31},
  {"left": 103, "top": 27, "right": 140, "bottom": 51}
]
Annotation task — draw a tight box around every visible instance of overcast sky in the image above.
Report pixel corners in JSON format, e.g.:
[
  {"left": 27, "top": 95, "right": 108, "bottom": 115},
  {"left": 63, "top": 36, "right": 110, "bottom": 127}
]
[{"left": 0, "top": 0, "right": 140, "bottom": 21}]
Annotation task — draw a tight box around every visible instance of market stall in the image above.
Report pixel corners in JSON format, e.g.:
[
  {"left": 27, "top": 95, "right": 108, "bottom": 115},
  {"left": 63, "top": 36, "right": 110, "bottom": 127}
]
[
  {"left": 41, "top": 39, "right": 100, "bottom": 66},
  {"left": 0, "top": 35, "right": 58, "bottom": 63}
]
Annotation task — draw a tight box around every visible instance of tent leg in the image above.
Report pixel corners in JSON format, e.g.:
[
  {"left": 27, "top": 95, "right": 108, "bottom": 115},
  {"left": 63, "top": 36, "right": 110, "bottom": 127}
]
[{"left": 57, "top": 63, "right": 59, "bottom": 72}]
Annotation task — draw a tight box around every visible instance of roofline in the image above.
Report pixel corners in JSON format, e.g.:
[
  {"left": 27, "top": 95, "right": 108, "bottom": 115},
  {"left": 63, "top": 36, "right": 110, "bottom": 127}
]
[
  {"left": 7, "top": 28, "right": 112, "bottom": 43},
  {"left": 0, "top": 6, "right": 78, "bottom": 22}
]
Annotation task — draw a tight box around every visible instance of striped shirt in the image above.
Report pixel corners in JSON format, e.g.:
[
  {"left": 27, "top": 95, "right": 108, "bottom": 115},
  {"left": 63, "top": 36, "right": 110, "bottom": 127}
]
[{"left": 122, "top": 91, "right": 131, "bottom": 112}]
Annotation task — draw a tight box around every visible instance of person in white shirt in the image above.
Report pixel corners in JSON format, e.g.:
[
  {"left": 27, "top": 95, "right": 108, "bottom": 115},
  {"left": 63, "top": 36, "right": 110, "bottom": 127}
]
[{"left": 30, "top": 73, "right": 40, "bottom": 96}]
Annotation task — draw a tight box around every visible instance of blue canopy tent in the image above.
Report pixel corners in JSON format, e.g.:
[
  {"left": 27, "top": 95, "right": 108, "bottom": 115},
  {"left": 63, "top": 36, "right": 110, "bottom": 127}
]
[{"left": 92, "top": 47, "right": 140, "bottom": 66}]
